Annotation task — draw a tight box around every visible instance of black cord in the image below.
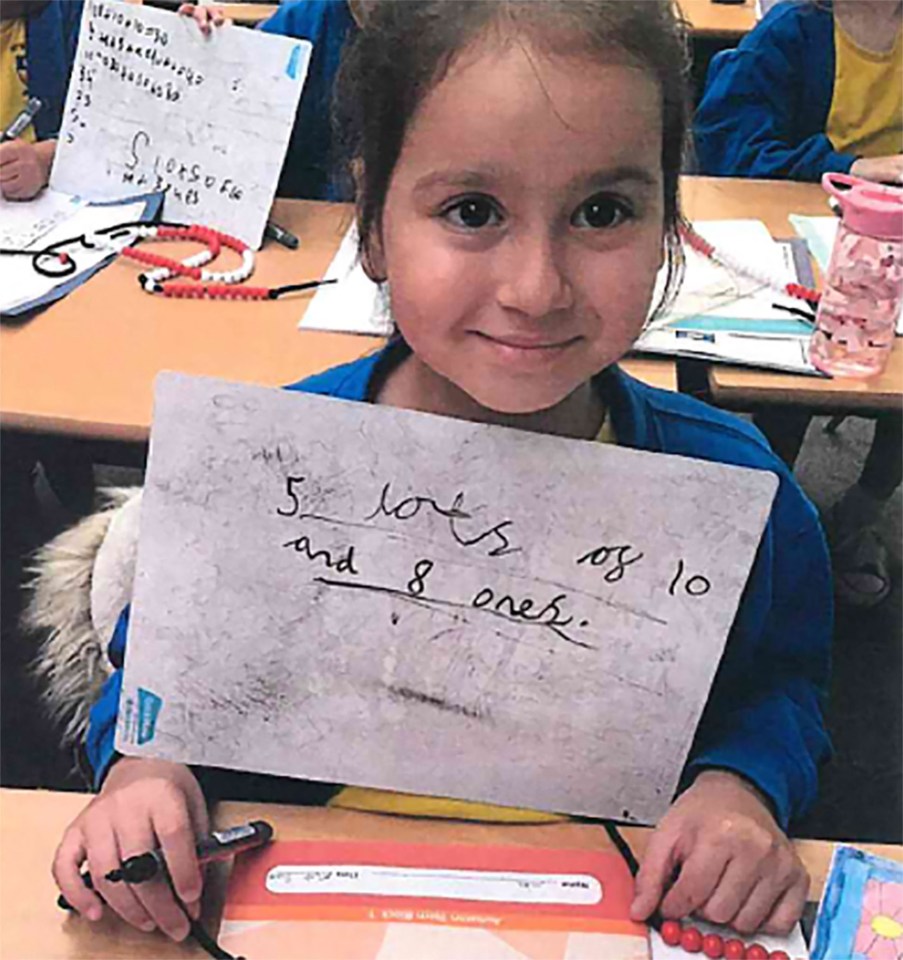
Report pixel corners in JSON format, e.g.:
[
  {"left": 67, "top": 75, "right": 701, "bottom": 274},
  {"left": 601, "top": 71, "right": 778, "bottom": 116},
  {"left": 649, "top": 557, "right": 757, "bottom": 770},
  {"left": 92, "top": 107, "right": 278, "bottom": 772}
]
[
  {"left": 3, "top": 221, "right": 336, "bottom": 295},
  {"left": 771, "top": 301, "right": 817, "bottom": 324},
  {"left": 269, "top": 277, "right": 338, "bottom": 298},
  {"left": 58, "top": 870, "right": 246, "bottom": 959},
  {"left": 186, "top": 913, "right": 244, "bottom": 960},
  {"left": 602, "top": 820, "right": 664, "bottom": 931},
  {"left": 0, "top": 219, "right": 183, "bottom": 278}
]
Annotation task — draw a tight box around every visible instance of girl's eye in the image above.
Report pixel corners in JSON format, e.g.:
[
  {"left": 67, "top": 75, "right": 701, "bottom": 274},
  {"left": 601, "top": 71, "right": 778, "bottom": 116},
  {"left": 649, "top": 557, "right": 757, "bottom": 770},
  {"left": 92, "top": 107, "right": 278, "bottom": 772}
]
[
  {"left": 572, "top": 194, "right": 633, "bottom": 229},
  {"left": 442, "top": 196, "right": 502, "bottom": 230}
]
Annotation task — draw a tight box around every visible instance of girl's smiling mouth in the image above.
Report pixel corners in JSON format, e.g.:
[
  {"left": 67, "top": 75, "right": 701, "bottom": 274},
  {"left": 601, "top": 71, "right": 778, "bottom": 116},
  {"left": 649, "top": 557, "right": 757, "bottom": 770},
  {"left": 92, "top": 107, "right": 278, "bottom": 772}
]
[{"left": 473, "top": 331, "right": 582, "bottom": 354}]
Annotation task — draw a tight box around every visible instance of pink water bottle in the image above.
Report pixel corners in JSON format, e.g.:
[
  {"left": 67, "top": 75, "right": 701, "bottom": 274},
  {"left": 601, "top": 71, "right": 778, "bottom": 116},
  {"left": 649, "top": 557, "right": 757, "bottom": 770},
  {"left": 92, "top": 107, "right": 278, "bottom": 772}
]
[{"left": 809, "top": 172, "right": 903, "bottom": 378}]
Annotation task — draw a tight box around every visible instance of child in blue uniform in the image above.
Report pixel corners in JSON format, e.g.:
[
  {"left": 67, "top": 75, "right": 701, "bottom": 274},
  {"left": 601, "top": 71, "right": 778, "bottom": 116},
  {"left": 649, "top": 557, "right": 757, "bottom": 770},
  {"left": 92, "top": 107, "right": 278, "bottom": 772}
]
[
  {"left": 179, "top": 0, "right": 367, "bottom": 200},
  {"left": 53, "top": 0, "right": 832, "bottom": 946},
  {"left": 695, "top": 0, "right": 901, "bottom": 184},
  {"left": 0, "top": 0, "right": 82, "bottom": 199},
  {"left": 188, "top": 0, "right": 363, "bottom": 199},
  {"left": 0, "top": 2, "right": 228, "bottom": 200},
  {"left": 259, "top": 0, "right": 361, "bottom": 200},
  {"left": 694, "top": 0, "right": 902, "bottom": 606}
]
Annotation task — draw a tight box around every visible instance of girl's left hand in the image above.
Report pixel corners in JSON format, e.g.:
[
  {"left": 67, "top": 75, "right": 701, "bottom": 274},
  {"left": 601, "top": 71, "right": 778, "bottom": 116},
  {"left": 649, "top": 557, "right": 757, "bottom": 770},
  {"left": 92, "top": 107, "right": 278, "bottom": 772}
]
[
  {"left": 176, "top": 3, "right": 228, "bottom": 35},
  {"left": 630, "top": 770, "right": 809, "bottom": 936}
]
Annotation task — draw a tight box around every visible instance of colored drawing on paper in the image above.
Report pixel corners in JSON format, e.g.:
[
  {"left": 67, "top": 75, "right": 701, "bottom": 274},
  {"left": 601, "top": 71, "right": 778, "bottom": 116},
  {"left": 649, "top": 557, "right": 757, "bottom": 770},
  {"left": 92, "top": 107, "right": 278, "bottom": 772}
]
[
  {"left": 812, "top": 846, "right": 903, "bottom": 960},
  {"left": 853, "top": 878, "right": 903, "bottom": 960}
]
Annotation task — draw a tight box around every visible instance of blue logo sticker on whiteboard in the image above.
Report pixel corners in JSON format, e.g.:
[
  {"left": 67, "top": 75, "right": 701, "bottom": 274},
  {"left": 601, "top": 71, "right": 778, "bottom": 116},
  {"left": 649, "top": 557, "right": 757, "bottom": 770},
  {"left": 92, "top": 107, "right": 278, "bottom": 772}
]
[
  {"left": 136, "top": 688, "right": 163, "bottom": 745},
  {"left": 286, "top": 45, "right": 301, "bottom": 80},
  {"left": 121, "top": 695, "right": 137, "bottom": 745}
]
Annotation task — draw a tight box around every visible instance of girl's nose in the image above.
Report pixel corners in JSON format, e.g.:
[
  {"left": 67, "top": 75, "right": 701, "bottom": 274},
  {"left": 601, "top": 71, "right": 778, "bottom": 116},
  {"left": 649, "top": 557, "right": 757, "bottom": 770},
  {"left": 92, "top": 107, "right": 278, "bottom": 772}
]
[{"left": 495, "top": 231, "right": 574, "bottom": 319}]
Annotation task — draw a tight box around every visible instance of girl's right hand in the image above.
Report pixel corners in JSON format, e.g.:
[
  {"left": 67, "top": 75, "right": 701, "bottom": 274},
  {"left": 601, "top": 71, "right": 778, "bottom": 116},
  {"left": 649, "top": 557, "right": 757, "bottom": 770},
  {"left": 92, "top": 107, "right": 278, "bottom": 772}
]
[
  {"left": 52, "top": 758, "right": 209, "bottom": 941},
  {"left": 176, "top": 3, "right": 229, "bottom": 35},
  {"left": 850, "top": 154, "right": 903, "bottom": 186}
]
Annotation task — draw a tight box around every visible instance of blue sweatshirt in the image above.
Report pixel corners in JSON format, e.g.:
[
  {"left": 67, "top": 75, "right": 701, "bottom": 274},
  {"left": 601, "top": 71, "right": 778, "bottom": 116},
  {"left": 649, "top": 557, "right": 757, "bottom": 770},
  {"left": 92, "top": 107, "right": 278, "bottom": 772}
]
[
  {"left": 259, "top": 0, "right": 357, "bottom": 200},
  {"left": 24, "top": 0, "right": 83, "bottom": 140},
  {"left": 87, "top": 347, "right": 833, "bottom": 829},
  {"left": 694, "top": 0, "right": 857, "bottom": 181}
]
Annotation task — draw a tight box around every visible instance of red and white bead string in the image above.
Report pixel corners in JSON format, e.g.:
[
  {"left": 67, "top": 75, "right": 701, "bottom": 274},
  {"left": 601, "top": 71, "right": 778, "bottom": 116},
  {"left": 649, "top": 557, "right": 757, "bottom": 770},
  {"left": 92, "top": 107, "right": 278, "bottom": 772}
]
[
  {"left": 96, "top": 224, "right": 256, "bottom": 295},
  {"left": 679, "top": 222, "right": 820, "bottom": 308},
  {"left": 71, "top": 221, "right": 334, "bottom": 301}
]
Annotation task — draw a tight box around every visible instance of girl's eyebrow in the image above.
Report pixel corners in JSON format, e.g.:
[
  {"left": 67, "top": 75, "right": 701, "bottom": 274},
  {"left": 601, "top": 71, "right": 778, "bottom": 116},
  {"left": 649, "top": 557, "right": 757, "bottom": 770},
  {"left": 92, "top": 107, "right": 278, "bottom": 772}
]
[
  {"left": 412, "top": 164, "right": 660, "bottom": 196},
  {"left": 580, "top": 166, "right": 660, "bottom": 190},
  {"left": 412, "top": 167, "right": 505, "bottom": 194}
]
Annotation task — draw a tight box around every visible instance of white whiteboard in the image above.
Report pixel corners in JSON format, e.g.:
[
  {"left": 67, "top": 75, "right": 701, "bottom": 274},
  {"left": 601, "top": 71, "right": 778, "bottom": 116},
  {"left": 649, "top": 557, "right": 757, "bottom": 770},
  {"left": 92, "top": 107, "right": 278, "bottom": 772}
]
[
  {"left": 51, "top": 1, "right": 310, "bottom": 248},
  {"left": 118, "top": 373, "right": 778, "bottom": 824}
]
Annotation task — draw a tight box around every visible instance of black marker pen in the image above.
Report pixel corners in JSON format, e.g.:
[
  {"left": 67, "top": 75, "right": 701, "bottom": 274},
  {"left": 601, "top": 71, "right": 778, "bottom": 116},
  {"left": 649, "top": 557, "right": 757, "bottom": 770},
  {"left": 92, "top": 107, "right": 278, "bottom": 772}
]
[
  {"left": 106, "top": 820, "right": 274, "bottom": 884},
  {"left": 264, "top": 220, "right": 300, "bottom": 250},
  {"left": 57, "top": 820, "right": 274, "bottom": 910}
]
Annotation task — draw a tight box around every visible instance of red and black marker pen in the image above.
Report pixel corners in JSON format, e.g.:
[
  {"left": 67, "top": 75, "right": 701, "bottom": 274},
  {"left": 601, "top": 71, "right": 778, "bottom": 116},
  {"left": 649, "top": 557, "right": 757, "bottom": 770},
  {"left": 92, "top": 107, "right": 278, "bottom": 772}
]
[
  {"left": 57, "top": 820, "right": 273, "bottom": 910},
  {"left": 106, "top": 820, "right": 274, "bottom": 884}
]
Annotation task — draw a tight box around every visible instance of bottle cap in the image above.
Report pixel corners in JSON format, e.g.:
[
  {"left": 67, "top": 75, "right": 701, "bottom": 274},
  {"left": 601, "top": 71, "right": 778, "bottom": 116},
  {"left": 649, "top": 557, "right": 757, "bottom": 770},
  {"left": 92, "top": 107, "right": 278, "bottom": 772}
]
[{"left": 822, "top": 172, "right": 903, "bottom": 241}]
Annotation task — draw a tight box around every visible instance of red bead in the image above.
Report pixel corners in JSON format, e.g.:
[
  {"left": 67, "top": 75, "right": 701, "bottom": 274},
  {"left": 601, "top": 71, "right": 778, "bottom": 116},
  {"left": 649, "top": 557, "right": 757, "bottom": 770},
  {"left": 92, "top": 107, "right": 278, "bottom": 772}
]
[
  {"left": 768, "top": 952, "right": 790, "bottom": 960},
  {"left": 680, "top": 926, "right": 704, "bottom": 953},
  {"left": 702, "top": 932, "right": 725, "bottom": 958},
  {"left": 745, "top": 946, "right": 768, "bottom": 960},
  {"left": 723, "top": 939, "right": 746, "bottom": 960},
  {"left": 660, "top": 920, "right": 683, "bottom": 946}
]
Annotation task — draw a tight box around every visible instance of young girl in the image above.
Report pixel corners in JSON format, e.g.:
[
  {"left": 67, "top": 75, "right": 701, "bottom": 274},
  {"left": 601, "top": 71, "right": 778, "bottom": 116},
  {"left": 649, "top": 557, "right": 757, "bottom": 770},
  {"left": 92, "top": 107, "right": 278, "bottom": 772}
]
[
  {"left": 51, "top": 0, "right": 831, "bottom": 945},
  {"left": 694, "top": 0, "right": 902, "bottom": 607}
]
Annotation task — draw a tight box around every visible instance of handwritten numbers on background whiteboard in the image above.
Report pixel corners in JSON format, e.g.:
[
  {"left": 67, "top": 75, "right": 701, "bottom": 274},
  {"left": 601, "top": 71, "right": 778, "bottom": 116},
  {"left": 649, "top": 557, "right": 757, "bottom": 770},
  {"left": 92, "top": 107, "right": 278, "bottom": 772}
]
[{"left": 52, "top": 2, "right": 312, "bottom": 246}]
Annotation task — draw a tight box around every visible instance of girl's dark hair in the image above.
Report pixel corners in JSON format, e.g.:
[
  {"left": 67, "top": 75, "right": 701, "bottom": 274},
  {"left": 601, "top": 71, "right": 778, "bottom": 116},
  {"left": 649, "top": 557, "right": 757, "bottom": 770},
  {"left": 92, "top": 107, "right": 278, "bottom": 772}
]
[{"left": 334, "top": 0, "right": 691, "bottom": 315}]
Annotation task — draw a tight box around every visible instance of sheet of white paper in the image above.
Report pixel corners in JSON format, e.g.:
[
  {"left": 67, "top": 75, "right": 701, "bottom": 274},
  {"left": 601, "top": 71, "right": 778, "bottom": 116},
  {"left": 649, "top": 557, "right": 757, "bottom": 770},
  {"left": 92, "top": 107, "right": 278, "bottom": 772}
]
[
  {"left": 299, "top": 224, "right": 392, "bottom": 336},
  {"left": 789, "top": 215, "right": 838, "bottom": 274},
  {"left": 651, "top": 920, "right": 808, "bottom": 959},
  {"left": 649, "top": 220, "right": 800, "bottom": 331},
  {"left": 119, "top": 373, "right": 778, "bottom": 824},
  {"left": 266, "top": 865, "right": 602, "bottom": 904},
  {"left": 0, "top": 189, "right": 85, "bottom": 250},
  {"left": 635, "top": 328, "right": 820, "bottom": 375},
  {"left": 51, "top": 1, "right": 310, "bottom": 248},
  {"left": 0, "top": 197, "right": 148, "bottom": 314}
]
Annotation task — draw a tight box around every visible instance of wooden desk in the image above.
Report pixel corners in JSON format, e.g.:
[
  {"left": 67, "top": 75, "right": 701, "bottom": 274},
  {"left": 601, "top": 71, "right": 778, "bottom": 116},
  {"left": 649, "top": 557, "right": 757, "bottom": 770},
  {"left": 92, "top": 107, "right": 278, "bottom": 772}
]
[
  {"left": 681, "top": 177, "right": 903, "bottom": 414},
  {"left": 217, "top": 3, "right": 278, "bottom": 26},
  {"left": 127, "top": 0, "right": 280, "bottom": 26},
  {"left": 0, "top": 199, "right": 675, "bottom": 443},
  {"left": 3, "top": 787, "right": 902, "bottom": 960},
  {"left": 679, "top": 0, "right": 757, "bottom": 39}
]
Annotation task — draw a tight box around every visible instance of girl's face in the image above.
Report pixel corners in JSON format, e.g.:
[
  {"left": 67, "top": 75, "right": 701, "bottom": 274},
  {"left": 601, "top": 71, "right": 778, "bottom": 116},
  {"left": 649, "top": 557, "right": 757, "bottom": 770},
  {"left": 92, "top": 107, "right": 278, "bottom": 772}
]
[{"left": 374, "top": 37, "right": 667, "bottom": 418}]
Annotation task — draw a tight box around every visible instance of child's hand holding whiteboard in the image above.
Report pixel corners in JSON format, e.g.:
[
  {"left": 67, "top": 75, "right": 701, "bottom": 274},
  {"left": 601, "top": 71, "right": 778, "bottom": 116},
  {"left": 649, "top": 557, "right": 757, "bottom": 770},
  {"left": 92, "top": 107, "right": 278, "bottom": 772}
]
[
  {"left": 119, "top": 373, "right": 778, "bottom": 824},
  {"left": 51, "top": 1, "right": 311, "bottom": 248}
]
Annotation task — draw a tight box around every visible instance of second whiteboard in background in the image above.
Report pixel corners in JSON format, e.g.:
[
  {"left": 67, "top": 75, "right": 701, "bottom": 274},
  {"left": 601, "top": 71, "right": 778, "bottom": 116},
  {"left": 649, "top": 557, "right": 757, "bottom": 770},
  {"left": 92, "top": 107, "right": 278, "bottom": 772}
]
[{"left": 51, "top": 1, "right": 310, "bottom": 248}]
